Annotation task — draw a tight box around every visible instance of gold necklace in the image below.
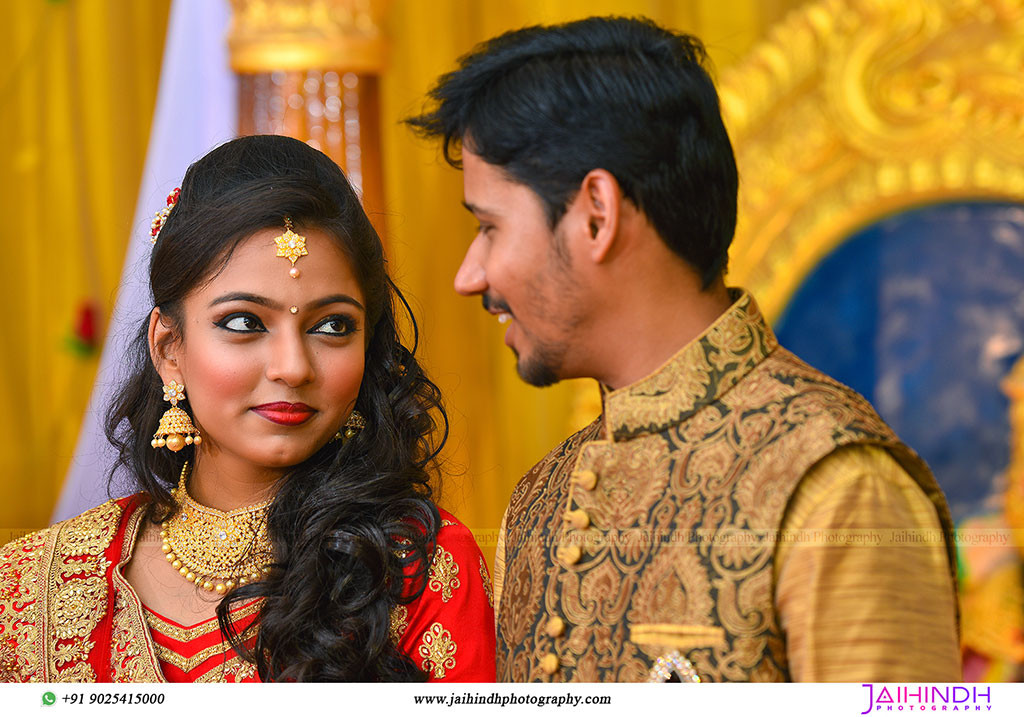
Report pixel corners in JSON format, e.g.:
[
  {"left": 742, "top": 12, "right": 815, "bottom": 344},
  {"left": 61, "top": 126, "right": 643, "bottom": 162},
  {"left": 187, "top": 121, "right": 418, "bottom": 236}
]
[{"left": 161, "top": 463, "right": 274, "bottom": 594}]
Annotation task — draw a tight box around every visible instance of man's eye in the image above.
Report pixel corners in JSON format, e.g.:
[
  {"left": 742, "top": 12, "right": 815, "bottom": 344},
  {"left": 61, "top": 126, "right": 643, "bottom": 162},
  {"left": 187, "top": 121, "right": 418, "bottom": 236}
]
[
  {"left": 217, "top": 314, "right": 265, "bottom": 333},
  {"left": 311, "top": 315, "right": 356, "bottom": 336}
]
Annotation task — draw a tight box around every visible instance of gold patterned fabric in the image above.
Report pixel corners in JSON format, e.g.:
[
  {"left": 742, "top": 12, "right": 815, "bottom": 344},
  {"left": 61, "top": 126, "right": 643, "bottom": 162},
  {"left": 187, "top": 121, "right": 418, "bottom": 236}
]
[
  {"left": 0, "top": 499, "right": 131, "bottom": 682},
  {"left": 494, "top": 290, "right": 958, "bottom": 682}
]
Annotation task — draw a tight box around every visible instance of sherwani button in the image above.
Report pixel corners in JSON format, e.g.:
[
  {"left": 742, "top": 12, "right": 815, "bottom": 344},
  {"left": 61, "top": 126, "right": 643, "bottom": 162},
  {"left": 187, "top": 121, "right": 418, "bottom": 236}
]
[
  {"left": 541, "top": 653, "right": 560, "bottom": 675},
  {"left": 563, "top": 509, "right": 590, "bottom": 530},
  {"left": 574, "top": 470, "right": 598, "bottom": 490},
  {"left": 557, "top": 545, "right": 582, "bottom": 565},
  {"left": 545, "top": 616, "right": 565, "bottom": 637}
]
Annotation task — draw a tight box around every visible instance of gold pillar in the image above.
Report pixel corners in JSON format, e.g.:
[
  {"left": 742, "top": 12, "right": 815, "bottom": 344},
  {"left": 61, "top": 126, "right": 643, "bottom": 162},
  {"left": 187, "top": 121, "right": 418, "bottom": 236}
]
[{"left": 228, "top": 0, "right": 388, "bottom": 235}]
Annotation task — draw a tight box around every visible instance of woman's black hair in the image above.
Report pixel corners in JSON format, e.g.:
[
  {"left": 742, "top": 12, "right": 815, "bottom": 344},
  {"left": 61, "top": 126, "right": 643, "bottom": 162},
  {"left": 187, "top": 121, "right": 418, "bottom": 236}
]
[{"left": 104, "top": 134, "right": 447, "bottom": 681}]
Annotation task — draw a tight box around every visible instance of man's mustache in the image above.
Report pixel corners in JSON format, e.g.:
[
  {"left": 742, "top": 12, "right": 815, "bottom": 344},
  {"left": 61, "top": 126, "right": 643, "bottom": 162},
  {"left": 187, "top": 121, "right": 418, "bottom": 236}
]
[{"left": 482, "top": 294, "right": 512, "bottom": 315}]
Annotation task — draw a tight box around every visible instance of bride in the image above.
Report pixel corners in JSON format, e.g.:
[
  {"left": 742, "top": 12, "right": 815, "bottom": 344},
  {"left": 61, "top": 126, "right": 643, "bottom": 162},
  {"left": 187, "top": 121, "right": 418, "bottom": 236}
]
[{"left": 0, "top": 135, "right": 495, "bottom": 682}]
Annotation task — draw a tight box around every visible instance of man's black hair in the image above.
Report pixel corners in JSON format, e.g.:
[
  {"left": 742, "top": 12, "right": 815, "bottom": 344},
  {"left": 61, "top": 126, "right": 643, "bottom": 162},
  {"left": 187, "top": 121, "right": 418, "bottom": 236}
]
[{"left": 406, "top": 15, "right": 739, "bottom": 287}]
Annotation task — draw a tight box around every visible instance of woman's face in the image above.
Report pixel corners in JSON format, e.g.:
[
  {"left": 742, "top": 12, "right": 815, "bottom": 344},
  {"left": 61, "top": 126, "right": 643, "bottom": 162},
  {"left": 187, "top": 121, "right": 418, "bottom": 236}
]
[{"left": 153, "top": 226, "right": 366, "bottom": 472}]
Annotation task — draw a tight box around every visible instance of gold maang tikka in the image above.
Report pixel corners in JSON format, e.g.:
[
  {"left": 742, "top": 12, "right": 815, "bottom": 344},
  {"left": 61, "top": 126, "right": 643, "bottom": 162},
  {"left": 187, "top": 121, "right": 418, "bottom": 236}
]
[
  {"left": 152, "top": 380, "right": 202, "bottom": 452},
  {"left": 274, "top": 216, "right": 307, "bottom": 279}
]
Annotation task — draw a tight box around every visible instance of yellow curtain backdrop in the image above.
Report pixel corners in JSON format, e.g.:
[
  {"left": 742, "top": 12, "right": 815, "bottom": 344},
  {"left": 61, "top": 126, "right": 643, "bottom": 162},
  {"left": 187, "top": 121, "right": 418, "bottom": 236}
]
[
  {"left": 380, "top": 0, "right": 806, "bottom": 562},
  {"left": 0, "top": 0, "right": 806, "bottom": 564},
  {"left": 0, "top": 0, "right": 170, "bottom": 538}
]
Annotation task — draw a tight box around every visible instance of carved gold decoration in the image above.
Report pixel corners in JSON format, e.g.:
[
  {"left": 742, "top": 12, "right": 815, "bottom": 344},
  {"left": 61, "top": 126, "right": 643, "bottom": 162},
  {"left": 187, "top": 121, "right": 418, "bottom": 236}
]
[
  {"left": 1004, "top": 355, "right": 1024, "bottom": 557},
  {"left": 717, "top": 0, "right": 1024, "bottom": 321},
  {"left": 228, "top": 0, "right": 389, "bottom": 74}
]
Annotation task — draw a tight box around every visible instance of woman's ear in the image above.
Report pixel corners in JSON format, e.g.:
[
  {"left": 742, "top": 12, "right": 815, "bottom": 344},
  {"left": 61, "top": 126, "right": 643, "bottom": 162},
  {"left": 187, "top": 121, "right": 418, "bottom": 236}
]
[{"left": 148, "top": 307, "right": 181, "bottom": 384}]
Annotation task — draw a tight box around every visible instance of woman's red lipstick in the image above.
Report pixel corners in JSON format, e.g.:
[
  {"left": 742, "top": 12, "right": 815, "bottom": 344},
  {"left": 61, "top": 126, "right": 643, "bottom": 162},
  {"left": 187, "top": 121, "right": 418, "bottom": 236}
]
[{"left": 251, "top": 402, "right": 317, "bottom": 426}]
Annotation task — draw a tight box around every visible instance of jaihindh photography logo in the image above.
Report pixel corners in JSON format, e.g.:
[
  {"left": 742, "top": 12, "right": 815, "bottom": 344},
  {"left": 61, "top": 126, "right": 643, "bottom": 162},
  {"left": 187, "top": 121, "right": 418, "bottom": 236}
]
[{"left": 860, "top": 685, "right": 993, "bottom": 713}]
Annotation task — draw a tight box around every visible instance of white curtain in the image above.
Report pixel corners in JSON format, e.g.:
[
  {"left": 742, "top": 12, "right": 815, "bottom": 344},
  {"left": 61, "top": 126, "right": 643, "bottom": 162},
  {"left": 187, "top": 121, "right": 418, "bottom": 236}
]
[{"left": 55, "top": 0, "right": 237, "bottom": 520}]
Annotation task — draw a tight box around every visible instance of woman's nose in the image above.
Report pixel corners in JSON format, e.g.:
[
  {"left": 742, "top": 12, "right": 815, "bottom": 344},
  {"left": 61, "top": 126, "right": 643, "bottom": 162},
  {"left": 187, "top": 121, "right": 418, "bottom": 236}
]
[{"left": 265, "top": 330, "right": 316, "bottom": 386}]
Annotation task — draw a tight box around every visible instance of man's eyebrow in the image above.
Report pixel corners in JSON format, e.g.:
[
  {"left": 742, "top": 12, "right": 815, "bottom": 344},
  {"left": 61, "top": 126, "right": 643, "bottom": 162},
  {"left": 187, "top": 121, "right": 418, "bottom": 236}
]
[
  {"left": 209, "top": 292, "right": 365, "bottom": 313},
  {"left": 462, "top": 200, "right": 499, "bottom": 217}
]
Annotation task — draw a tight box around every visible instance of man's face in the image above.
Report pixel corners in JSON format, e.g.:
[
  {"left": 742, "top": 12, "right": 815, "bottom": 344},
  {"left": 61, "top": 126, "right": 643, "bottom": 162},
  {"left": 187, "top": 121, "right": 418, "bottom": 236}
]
[{"left": 454, "top": 150, "right": 583, "bottom": 387}]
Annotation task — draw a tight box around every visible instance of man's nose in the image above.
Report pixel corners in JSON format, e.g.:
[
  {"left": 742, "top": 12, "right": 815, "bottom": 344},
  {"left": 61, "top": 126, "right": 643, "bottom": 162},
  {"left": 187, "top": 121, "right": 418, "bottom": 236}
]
[{"left": 454, "top": 236, "right": 487, "bottom": 296}]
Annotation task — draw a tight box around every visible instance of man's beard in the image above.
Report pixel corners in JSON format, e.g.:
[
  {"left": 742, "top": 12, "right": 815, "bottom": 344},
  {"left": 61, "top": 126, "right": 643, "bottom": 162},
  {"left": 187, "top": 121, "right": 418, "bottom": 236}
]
[{"left": 513, "top": 339, "right": 563, "bottom": 388}]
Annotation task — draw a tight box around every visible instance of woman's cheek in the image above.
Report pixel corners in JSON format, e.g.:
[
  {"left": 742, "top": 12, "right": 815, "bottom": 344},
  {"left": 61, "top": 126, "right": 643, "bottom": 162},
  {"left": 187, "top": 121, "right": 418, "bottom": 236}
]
[
  {"left": 183, "top": 340, "right": 261, "bottom": 420},
  {"left": 322, "top": 349, "right": 365, "bottom": 405}
]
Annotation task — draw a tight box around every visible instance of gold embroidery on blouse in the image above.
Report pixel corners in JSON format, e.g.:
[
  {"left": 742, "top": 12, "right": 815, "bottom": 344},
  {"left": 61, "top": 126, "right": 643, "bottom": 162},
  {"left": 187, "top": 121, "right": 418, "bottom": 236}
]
[
  {"left": 478, "top": 557, "right": 494, "bottom": 609},
  {"left": 0, "top": 529, "right": 49, "bottom": 681},
  {"left": 440, "top": 519, "right": 457, "bottom": 527},
  {"left": 52, "top": 661, "right": 95, "bottom": 683},
  {"left": 183, "top": 654, "right": 257, "bottom": 683},
  {"left": 389, "top": 604, "right": 409, "bottom": 645},
  {"left": 427, "top": 545, "right": 460, "bottom": 603},
  {"left": 143, "top": 600, "right": 261, "bottom": 643},
  {"left": 58, "top": 502, "right": 121, "bottom": 556},
  {"left": 110, "top": 507, "right": 164, "bottom": 683},
  {"left": 418, "top": 622, "right": 457, "bottom": 679},
  {"left": 51, "top": 639, "right": 93, "bottom": 667},
  {"left": 216, "top": 656, "right": 258, "bottom": 683},
  {"left": 52, "top": 578, "right": 107, "bottom": 640},
  {"left": 47, "top": 500, "right": 123, "bottom": 681},
  {"left": 151, "top": 640, "right": 235, "bottom": 674},
  {"left": 110, "top": 590, "right": 151, "bottom": 682}
]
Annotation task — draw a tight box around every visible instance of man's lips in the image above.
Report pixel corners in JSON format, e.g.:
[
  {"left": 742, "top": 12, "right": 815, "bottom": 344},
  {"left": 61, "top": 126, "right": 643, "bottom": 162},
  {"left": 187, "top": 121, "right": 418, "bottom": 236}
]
[{"left": 251, "top": 402, "right": 317, "bottom": 426}]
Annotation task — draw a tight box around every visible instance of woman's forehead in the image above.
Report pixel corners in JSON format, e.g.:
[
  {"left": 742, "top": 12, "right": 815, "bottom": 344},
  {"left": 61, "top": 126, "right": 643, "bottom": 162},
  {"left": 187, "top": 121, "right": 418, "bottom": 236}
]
[{"left": 192, "top": 226, "right": 365, "bottom": 306}]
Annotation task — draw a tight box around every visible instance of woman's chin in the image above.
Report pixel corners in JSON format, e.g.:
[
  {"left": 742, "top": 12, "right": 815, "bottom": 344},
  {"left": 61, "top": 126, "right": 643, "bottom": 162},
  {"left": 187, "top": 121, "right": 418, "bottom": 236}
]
[{"left": 242, "top": 440, "right": 325, "bottom": 470}]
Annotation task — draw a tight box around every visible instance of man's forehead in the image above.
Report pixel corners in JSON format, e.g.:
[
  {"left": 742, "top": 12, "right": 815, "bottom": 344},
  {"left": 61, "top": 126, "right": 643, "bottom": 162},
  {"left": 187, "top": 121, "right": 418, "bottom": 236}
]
[{"left": 462, "top": 153, "right": 536, "bottom": 216}]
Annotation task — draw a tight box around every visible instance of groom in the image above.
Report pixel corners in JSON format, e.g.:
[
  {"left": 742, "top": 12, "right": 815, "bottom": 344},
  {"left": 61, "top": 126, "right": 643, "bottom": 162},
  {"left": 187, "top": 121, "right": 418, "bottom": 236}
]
[{"left": 408, "top": 16, "right": 960, "bottom": 682}]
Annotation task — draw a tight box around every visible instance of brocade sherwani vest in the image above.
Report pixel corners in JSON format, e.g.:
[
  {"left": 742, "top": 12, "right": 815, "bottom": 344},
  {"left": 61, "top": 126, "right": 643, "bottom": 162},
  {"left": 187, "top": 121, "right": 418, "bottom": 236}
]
[{"left": 495, "top": 291, "right": 955, "bottom": 682}]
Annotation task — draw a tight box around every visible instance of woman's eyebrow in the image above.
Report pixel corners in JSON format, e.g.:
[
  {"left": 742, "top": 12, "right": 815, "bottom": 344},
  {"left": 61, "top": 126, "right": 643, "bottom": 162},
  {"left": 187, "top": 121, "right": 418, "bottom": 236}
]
[
  {"left": 209, "top": 292, "right": 364, "bottom": 312},
  {"left": 209, "top": 292, "right": 277, "bottom": 309},
  {"left": 308, "top": 294, "right": 365, "bottom": 312}
]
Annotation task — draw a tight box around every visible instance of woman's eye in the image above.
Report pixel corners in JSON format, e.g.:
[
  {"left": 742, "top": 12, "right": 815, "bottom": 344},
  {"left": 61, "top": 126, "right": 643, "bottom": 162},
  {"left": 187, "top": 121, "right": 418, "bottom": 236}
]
[
  {"left": 217, "top": 314, "right": 265, "bottom": 333},
  {"left": 311, "top": 315, "right": 356, "bottom": 336}
]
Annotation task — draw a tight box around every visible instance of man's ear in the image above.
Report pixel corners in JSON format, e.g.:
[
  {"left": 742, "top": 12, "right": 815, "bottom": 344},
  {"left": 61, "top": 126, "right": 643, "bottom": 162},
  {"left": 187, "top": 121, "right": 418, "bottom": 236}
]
[
  {"left": 576, "top": 169, "right": 621, "bottom": 264},
  {"left": 148, "top": 307, "right": 181, "bottom": 383}
]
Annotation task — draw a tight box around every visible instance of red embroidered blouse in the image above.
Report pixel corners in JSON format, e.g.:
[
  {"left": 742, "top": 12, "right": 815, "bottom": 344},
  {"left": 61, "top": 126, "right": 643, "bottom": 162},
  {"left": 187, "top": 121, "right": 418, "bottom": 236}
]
[{"left": 0, "top": 496, "right": 496, "bottom": 682}]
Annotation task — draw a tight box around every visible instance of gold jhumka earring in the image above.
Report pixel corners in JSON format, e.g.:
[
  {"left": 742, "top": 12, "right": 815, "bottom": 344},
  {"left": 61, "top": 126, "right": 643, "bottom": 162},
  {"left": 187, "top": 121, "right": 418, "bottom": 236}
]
[
  {"left": 152, "top": 380, "right": 202, "bottom": 452},
  {"left": 274, "top": 216, "right": 307, "bottom": 278},
  {"left": 333, "top": 410, "right": 366, "bottom": 443}
]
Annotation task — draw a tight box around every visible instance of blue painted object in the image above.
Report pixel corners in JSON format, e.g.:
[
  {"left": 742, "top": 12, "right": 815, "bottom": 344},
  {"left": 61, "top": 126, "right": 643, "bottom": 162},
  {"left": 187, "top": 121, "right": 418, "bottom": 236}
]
[{"left": 775, "top": 202, "right": 1024, "bottom": 520}]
